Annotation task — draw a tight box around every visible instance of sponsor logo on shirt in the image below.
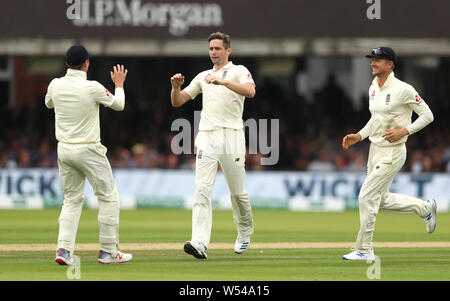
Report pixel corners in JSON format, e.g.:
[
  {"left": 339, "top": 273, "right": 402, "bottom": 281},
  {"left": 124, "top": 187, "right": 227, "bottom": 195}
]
[
  {"left": 385, "top": 93, "right": 390, "bottom": 105},
  {"left": 106, "top": 89, "right": 111, "bottom": 97},
  {"left": 222, "top": 71, "right": 228, "bottom": 79},
  {"left": 370, "top": 90, "right": 375, "bottom": 100}
]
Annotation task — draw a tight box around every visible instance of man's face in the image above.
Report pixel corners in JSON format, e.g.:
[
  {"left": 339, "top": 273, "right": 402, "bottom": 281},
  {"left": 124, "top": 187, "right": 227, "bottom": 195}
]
[
  {"left": 209, "top": 39, "right": 231, "bottom": 66},
  {"left": 370, "top": 57, "right": 392, "bottom": 76}
]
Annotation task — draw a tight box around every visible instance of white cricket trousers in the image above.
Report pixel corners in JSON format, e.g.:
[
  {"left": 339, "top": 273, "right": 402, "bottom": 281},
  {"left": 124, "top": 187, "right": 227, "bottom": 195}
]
[
  {"left": 56, "top": 142, "right": 120, "bottom": 254},
  {"left": 356, "top": 143, "right": 429, "bottom": 252},
  {"left": 192, "top": 128, "right": 254, "bottom": 248}
]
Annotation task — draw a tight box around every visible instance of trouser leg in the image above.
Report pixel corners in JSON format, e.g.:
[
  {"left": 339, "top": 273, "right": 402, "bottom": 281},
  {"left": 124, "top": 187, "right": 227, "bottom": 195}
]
[
  {"left": 81, "top": 144, "right": 120, "bottom": 254},
  {"left": 355, "top": 144, "right": 405, "bottom": 252},
  {"left": 191, "top": 152, "right": 218, "bottom": 248},
  {"left": 380, "top": 192, "right": 428, "bottom": 218},
  {"left": 220, "top": 153, "right": 254, "bottom": 239},
  {"left": 57, "top": 157, "right": 85, "bottom": 254}
]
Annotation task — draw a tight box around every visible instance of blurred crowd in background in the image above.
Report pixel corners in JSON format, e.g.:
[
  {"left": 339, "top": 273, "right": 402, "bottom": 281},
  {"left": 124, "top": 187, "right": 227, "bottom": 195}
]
[{"left": 1, "top": 56, "right": 450, "bottom": 173}]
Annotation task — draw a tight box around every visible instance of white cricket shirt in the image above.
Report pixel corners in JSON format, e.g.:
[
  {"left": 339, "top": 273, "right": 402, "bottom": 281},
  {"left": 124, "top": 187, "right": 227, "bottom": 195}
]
[
  {"left": 183, "top": 61, "right": 255, "bottom": 130},
  {"left": 358, "top": 72, "right": 433, "bottom": 146},
  {"left": 45, "top": 69, "right": 125, "bottom": 144}
]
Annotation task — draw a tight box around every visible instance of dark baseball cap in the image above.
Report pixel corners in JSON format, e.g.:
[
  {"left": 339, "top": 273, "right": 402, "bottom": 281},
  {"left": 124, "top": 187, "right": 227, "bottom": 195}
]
[
  {"left": 65, "top": 45, "right": 92, "bottom": 67},
  {"left": 365, "top": 47, "right": 397, "bottom": 66}
]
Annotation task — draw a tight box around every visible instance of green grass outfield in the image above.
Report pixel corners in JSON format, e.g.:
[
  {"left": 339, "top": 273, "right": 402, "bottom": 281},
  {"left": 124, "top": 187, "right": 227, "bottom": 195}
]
[{"left": 0, "top": 209, "right": 449, "bottom": 281}]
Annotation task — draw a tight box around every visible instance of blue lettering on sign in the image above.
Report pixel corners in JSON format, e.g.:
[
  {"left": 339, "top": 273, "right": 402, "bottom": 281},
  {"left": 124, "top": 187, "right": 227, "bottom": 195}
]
[
  {"left": 284, "top": 178, "right": 315, "bottom": 197},
  {"left": 284, "top": 175, "right": 433, "bottom": 199},
  {"left": 17, "top": 174, "right": 33, "bottom": 195},
  {"left": 409, "top": 175, "right": 432, "bottom": 198},
  {"left": 284, "top": 176, "right": 366, "bottom": 198},
  {"left": 40, "top": 175, "right": 57, "bottom": 197},
  {"left": 331, "top": 179, "right": 348, "bottom": 196},
  {"left": 0, "top": 172, "right": 58, "bottom": 197}
]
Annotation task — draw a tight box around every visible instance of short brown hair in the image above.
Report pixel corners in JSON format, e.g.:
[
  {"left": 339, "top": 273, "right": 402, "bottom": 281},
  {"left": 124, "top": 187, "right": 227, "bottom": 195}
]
[{"left": 208, "top": 32, "right": 231, "bottom": 49}]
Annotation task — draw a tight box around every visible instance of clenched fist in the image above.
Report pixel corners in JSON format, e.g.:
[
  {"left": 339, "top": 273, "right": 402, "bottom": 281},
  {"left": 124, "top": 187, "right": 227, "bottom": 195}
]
[{"left": 171, "top": 73, "right": 185, "bottom": 89}]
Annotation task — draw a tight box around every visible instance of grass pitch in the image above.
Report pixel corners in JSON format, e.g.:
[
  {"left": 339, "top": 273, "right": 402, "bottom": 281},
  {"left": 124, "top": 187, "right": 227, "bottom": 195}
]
[{"left": 0, "top": 209, "right": 449, "bottom": 281}]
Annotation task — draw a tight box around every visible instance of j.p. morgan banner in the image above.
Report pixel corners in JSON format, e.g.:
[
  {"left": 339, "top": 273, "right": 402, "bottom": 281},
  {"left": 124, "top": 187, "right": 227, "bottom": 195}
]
[
  {"left": 1, "top": 0, "right": 449, "bottom": 39},
  {"left": 0, "top": 168, "right": 449, "bottom": 211}
]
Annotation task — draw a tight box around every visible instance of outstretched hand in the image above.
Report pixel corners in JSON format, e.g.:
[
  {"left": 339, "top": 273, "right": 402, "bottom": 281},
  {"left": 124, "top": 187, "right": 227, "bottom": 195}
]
[{"left": 110, "top": 64, "right": 128, "bottom": 88}]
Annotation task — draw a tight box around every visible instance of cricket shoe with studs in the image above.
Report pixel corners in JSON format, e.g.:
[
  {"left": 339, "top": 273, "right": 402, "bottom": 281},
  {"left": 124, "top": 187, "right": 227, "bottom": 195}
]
[
  {"left": 98, "top": 250, "right": 133, "bottom": 264},
  {"left": 424, "top": 199, "right": 437, "bottom": 233},
  {"left": 342, "top": 249, "right": 375, "bottom": 261},
  {"left": 234, "top": 236, "right": 251, "bottom": 254},
  {"left": 55, "top": 248, "right": 74, "bottom": 266},
  {"left": 184, "top": 240, "right": 207, "bottom": 259}
]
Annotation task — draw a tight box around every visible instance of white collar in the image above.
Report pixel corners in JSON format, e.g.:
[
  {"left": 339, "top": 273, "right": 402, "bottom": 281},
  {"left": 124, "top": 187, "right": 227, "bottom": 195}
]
[{"left": 66, "top": 68, "right": 87, "bottom": 79}]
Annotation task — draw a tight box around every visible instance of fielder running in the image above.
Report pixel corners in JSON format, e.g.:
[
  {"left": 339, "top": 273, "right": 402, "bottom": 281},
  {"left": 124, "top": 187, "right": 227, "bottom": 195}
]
[
  {"left": 46, "top": 45, "right": 132, "bottom": 265},
  {"left": 170, "top": 32, "right": 256, "bottom": 259},
  {"left": 342, "top": 47, "right": 436, "bottom": 261}
]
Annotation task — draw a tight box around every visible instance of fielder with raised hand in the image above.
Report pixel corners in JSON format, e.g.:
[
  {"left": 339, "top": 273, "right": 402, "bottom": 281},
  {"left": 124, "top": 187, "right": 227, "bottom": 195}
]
[
  {"left": 170, "top": 32, "right": 256, "bottom": 259},
  {"left": 342, "top": 47, "right": 436, "bottom": 261},
  {"left": 46, "top": 45, "right": 132, "bottom": 265}
]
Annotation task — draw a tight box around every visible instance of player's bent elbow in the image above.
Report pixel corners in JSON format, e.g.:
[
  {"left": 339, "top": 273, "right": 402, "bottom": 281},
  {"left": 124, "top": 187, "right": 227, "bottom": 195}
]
[
  {"left": 171, "top": 100, "right": 181, "bottom": 107},
  {"left": 247, "top": 89, "right": 256, "bottom": 99}
]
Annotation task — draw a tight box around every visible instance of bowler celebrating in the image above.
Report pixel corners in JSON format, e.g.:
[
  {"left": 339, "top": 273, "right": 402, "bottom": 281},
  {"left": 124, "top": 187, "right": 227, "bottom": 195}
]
[
  {"left": 342, "top": 47, "right": 436, "bottom": 261},
  {"left": 170, "top": 32, "right": 256, "bottom": 259}
]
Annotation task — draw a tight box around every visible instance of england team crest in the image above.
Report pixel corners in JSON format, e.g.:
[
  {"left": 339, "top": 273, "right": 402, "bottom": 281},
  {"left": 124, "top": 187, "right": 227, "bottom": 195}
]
[{"left": 385, "top": 93, "right": 390, "bottom": 105}]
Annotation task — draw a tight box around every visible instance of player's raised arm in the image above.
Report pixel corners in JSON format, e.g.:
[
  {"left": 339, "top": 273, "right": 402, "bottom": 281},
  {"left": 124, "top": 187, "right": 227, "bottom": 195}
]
[
  {"left": 170, "top": 73, "right": 191, "bottom": 107},
  {"left": 92, "top": 64, "right": 128, "bottom": 111},
  {"left": 108, "top": 64, "right": 128, "bottom": 111}
]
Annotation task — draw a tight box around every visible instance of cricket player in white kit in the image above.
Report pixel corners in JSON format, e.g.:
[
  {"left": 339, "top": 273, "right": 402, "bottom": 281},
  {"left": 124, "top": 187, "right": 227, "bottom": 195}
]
[
  {"left": 342, "top": 47, "right": 436, "bottom": 261},
  {"left": 170, "top": 32, "right": 256, "bottom": 259},
  {"left": 46, "top": 45, "right": 132, "bottom": 265}
]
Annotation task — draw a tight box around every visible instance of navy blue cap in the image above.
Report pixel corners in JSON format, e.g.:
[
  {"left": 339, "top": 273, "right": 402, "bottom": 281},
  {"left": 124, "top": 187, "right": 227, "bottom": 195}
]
[
  {"left": 365, "top": 47, "right": 397, "bottom": 66},
  {"left": 65, "top": 45, "right": 91, "bottom": 67}
]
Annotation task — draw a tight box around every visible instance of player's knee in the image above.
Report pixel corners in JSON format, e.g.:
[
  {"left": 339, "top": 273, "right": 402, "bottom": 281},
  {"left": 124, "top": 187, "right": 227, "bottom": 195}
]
[
  {"left": 358, "top": 188, "right": 374, "bottom": 203},
  {"left": 230, "top": 192, "right": 249, "bottom": 202},
  {"left": 96, "top": 188, "right": 119, "bottom": 204},
  {"left": 62, "top": 194, "right": 84, "bottom": 207},
  {"left": 194, "top": 183, "right": 213, "bottom": 200}
]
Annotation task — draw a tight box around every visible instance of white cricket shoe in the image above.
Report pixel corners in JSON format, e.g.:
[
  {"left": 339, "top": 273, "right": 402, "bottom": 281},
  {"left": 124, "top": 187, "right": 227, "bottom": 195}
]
[
  {"left": 98, "top": 250, "right": 133, "bottom": 264},
  {"left": 424, "top": 199, "right": 437, "bottom": 233},
  {"left": 342, "top": 249, "right": 375, "bottom": 261},
  {"left": 184, "top": 240, "right": 208, "bottom": 259},
  {"left": 234, "top": 236, "right": 251, "bottom": 254}
]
